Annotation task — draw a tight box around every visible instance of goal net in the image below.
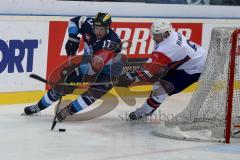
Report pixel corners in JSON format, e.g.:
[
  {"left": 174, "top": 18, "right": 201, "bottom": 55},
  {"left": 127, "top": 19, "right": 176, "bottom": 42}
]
[{"left": 153, "top": 28, "right": 240, "bottom": 143}]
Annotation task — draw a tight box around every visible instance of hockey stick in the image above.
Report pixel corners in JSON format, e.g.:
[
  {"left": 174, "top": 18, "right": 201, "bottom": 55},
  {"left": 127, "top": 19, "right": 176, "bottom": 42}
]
[
  {"left": 50, "top": 56, "right": 73, "bottom": 131},
  {"left": 51, "top": 91, "right": 63, "bottom": 130},
  {"left": 30, "top": 73, "right": 116, "bottom": 88},
  {"left": 30, "top": 73, "right": 64, "bottom": 128},
  {"left": 30, "top": 74, "right": 52, "bottom": 85}
]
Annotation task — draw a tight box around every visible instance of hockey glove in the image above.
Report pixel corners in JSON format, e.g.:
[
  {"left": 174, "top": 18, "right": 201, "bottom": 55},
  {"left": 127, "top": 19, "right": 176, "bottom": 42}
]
[{"left": 65, "top": 34, "right": 80, "bottom": 56}]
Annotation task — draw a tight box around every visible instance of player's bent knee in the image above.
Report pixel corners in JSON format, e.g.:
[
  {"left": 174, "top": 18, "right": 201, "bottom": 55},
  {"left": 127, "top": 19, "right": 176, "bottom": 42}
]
[
  {"left": 87, "top": 84, "right": 113, "bottom": 100},
  {"left": 158, "top": 80, "right": 175, "bottom": 95},
  {"left": 52, "top": 84, "right": 76, "bottom": 96}
]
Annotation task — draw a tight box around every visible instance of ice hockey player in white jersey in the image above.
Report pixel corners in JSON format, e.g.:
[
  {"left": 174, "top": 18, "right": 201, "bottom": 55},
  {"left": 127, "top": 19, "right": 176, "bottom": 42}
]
[{"left": 116, "top": 19, "right": 207, "bottom": 120}]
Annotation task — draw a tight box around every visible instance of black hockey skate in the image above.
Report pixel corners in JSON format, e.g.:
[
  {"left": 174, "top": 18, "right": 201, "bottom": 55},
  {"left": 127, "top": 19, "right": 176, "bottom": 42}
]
[
  {"left": 24, "top": 104, "right": 41, "bottom": 115},
  {"left": 56, "top": 105, "right": 73, "bottom": 122},
  {"left": 129, "top": 107, "right": 156, "bottom": 120}
]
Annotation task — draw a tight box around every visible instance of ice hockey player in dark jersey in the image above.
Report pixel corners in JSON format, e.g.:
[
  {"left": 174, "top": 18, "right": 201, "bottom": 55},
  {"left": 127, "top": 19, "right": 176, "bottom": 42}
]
[
  {"left": 24, "top": 12, "right": 124, "bottom": 121},
  {"left": 115, "top": 19, "right": 206, "bottom": 120}
]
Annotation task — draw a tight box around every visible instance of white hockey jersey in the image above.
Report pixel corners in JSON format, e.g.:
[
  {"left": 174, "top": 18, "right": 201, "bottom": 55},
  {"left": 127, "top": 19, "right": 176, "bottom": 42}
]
[{"left": 152, "top": 31, "right": 207, "bottom": 75}]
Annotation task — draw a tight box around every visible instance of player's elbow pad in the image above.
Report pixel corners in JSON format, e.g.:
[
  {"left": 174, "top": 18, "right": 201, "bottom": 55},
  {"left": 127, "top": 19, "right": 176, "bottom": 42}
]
[{"left": 142, "top": 52, "right": 171, "bottom": 76}]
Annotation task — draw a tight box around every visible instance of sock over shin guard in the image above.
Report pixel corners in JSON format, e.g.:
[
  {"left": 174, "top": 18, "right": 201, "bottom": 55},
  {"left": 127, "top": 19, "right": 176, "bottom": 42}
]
[
  {"left": 37, "top": 89, "right": 62, "bottom": 110},
  {"left": 69, "top": 78, "right": 113, "bottom": 114}
]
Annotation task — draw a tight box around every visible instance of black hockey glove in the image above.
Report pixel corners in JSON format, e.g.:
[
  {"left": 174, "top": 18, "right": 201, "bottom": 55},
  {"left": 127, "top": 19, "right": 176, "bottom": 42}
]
[{"left": 65, "top": 34, "right": 80, "bottom": 56}]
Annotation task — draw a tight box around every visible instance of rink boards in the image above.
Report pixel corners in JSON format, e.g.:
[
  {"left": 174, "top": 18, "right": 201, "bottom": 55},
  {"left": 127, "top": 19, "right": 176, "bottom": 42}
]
[{"left": 0, "top": 16, "right": 240, "bottom": 104}]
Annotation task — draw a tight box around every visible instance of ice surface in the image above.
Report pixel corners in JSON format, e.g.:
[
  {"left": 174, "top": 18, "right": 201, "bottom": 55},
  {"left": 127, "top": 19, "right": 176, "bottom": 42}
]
[{"left": 0, "top": 93, "right": 239, "bottom": 160}]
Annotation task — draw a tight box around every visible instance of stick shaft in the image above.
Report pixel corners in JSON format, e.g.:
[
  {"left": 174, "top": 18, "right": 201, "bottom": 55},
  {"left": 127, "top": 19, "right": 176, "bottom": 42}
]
[{"left": 30, "top": 74, "right": 115, "bottom": 86}]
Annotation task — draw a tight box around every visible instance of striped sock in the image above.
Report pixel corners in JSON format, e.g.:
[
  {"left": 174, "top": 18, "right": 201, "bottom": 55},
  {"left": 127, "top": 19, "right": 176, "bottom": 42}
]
[
  {"left": 38, "top": 89, "right": 61, "bottom": 110},
  {"left": 69, "top": 95, "right": 92, "bottom": 114}
]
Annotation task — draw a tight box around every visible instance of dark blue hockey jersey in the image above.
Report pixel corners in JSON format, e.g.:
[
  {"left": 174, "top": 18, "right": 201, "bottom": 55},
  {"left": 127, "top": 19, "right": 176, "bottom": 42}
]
[{"left": 68, "top": 16, "right": 122, "bottom": 56}]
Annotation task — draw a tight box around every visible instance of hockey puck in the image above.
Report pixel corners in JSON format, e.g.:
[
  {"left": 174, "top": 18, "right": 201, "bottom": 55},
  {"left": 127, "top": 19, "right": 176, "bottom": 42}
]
[{"left": 59, "top": 128, "right": 66, "bottom": 132}]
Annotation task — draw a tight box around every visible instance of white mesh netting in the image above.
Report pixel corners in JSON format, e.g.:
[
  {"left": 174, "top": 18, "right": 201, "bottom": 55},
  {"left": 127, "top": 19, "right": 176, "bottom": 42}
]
[{"left": 153, "top": 28, "right": 240, "bottom": 142}]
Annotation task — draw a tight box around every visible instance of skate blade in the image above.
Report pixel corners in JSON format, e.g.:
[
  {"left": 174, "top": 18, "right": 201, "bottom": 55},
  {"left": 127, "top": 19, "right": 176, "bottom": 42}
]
[{"left": 20, "top": 112, "right": 41, "bottom": 116}]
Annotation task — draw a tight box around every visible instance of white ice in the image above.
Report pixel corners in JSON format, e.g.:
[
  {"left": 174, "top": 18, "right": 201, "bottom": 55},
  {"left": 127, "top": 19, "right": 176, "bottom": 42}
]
[{"left": 0, "top": 93, "right": 240, "bottom": 160}]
